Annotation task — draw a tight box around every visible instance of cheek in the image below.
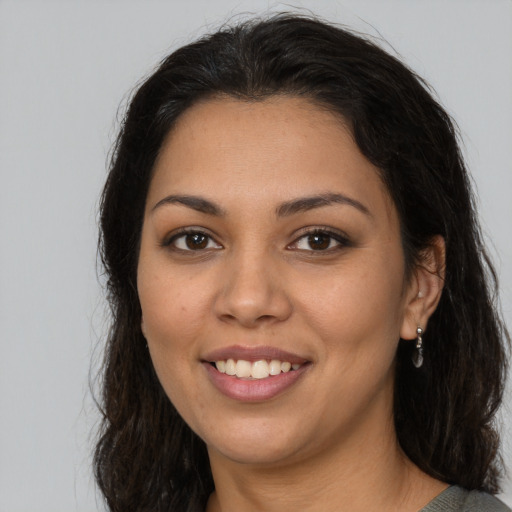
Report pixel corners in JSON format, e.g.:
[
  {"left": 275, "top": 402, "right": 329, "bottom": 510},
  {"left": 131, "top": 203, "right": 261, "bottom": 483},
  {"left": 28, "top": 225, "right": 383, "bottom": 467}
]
[
  {"left": 138, "top": 272, "right": 208, "bottom": 409},
  {"left": 138, "top": 270, "right": 221, "bottom": 415},
  {"left": 296, "top": 255, "right": 406, "bottom": 355},
  {"left": 138, "top": 256, "right": 211, "bottom": 344}
]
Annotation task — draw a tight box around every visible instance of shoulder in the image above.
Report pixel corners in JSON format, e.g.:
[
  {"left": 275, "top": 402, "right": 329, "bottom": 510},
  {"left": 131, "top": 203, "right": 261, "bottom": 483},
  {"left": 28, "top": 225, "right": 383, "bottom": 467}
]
[
  {"left": 421, "top": 486, "right": 511, "bottom": 512},
  {"left": 462, "top": 490, "right": 512, "bottom": 512}
]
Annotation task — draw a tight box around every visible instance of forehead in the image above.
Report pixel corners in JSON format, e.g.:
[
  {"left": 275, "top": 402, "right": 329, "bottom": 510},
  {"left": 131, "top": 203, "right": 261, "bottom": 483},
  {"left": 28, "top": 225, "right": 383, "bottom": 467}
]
[{"left": 148, "top": 96, "right": 393, "bottom": 218}]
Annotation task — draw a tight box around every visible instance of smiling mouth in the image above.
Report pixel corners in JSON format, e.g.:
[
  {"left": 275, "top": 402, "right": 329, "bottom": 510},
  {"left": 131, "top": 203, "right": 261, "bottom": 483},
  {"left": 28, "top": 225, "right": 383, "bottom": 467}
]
[
  {"left": 203, "top": 348, "right": 310, "bottom": 401},
  {"left": 212, "top": 359, "right": 304, "bottom": 379}
]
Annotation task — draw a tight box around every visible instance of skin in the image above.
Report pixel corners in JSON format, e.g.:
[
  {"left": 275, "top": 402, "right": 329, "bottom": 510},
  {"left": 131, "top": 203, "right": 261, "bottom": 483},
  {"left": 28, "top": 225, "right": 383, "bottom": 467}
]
[{"left": 137, "top": 96, "right": 446, "bottom": 512}]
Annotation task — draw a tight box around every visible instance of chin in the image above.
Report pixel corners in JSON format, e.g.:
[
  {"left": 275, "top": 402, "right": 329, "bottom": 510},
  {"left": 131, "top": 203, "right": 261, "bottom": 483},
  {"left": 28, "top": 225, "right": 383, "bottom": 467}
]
[
  {"left": 209, "top": 441, "right": 300, "bottom": 467},
  {"left": 201, "top": 419, "right": 305, "bottom": 467}
]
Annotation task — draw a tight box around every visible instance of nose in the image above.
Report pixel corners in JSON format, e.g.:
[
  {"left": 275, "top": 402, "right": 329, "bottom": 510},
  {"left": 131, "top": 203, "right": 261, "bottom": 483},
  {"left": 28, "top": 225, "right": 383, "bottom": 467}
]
[{"left": 213, "top": 251, "right": 293, "bottom": 328}]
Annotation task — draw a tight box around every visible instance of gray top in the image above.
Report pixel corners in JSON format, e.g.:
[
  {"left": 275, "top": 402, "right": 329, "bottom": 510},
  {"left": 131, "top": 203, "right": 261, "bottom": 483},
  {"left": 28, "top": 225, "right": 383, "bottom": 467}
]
[{"left": 421, "top": 486, "right": 511, "bottom": 512}]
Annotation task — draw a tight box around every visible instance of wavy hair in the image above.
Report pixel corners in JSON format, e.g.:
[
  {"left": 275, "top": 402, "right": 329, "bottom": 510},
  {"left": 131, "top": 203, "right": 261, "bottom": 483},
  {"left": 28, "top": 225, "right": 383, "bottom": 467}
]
[{"left": 95, "top": 14, "right": 509, "bottom": 511}]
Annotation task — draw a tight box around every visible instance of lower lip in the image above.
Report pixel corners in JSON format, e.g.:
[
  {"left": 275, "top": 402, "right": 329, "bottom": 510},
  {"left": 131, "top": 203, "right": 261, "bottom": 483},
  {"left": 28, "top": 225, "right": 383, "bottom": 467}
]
[{"left": 203, "top": 363, "right": 310, "bottom": 402}]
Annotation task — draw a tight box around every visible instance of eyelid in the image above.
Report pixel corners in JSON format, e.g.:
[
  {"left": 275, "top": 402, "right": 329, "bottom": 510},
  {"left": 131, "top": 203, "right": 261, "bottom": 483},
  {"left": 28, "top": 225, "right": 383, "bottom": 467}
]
[
  {"left": 162, "top": 227, "right": 223, "bottom": 251},
  {"left": 161, "top": 225, "right": 351, "bottom": 252},
  {"left": 288, "top": 226, "right": 352, "bottom": 251}
]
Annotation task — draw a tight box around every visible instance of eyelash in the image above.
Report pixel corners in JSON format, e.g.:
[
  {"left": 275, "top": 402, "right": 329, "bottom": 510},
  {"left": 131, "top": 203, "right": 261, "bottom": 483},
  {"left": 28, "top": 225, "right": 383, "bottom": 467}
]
[
  {"left": 163, "top": 228, "right": 222, "bottom": 252},
  {"left": 289, "top": 228, "right": 352, "bottom": 253},
  {"left": 162, "top": 227, "right": 351, "bottom": 253}
]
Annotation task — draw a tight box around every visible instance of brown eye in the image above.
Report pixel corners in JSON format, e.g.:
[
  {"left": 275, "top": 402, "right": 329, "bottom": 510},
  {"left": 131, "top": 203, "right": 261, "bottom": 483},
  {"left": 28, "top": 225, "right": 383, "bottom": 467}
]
[
  {"left": 291, "top": 229, "right": 350, "bottom": 252},
  {"left": 307, "top": 233, "right": 331, "bottom": 250},
  {"left": 185, "top": 233, "right": 208, "bottom": 250},
  {"left": 170, "top": 231, "right": 222, "bottom": 251}
]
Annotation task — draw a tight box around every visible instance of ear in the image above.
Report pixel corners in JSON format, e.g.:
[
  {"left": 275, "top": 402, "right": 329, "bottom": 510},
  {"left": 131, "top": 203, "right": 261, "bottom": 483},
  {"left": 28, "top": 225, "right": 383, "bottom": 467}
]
[
  {"left": 141, "top": 315, "right": 146, "bottom": 337},
  {"left": 400, "top": 236, "right": 445, "bottom": 340}
]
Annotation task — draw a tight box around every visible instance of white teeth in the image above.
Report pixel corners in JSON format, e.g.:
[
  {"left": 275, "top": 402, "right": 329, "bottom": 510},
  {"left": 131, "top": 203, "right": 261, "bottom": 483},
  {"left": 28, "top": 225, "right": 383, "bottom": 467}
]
[
  {"left": 252, "top": 360, "right": 270, "bottom": 379},
  {"left": 269, "top": 359, "right": 282, "bottom": 376},
  {"left": 235, "top": 359, "right": 252, "bottom": 378},
  {"left": 214, "top": 358, "right": 303, "bottom": 378},
  {"left": 225, "top": 358, "right": 236, "bottom": 375}
]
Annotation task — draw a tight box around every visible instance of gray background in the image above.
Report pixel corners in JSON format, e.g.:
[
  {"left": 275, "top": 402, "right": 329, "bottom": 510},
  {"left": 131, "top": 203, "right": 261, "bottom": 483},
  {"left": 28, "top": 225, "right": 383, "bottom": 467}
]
[{"left": 1, "top": 1, "right": 510, "bottom": 510}]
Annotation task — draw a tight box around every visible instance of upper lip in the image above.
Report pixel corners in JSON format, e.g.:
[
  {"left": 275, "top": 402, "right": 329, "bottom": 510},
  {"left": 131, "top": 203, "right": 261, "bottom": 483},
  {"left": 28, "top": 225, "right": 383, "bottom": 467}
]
[{"left": 202, "top": 345, "right": 309, "bottom": 364}]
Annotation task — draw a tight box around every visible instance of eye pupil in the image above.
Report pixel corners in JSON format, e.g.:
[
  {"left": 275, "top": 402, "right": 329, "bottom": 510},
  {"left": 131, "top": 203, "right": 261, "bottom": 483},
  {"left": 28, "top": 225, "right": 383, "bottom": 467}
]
[
  {"left": 308, "top": 234, "right": 330, "bottom": 250},
  {"left": 186, "top": 233, "right": 208, "bottom": 250}
]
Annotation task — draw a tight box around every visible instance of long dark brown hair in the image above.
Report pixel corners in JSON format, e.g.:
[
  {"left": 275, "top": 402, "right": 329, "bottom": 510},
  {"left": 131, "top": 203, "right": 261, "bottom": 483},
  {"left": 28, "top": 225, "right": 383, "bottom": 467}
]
[{"left": 95, "top": 14, "right": 509, "bottom": 511}]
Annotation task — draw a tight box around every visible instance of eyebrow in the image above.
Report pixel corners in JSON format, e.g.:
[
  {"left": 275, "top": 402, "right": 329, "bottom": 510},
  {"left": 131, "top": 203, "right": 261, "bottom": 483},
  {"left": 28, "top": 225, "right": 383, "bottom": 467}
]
[
  {"left": 151, "top": 195, "right": 226, "bottom": 216},
  {"left": 151, "top": 192, "right": 371, "bottom": 218},
  {"left": 276, "top": 193, "right": 371, "bottom": 218}
]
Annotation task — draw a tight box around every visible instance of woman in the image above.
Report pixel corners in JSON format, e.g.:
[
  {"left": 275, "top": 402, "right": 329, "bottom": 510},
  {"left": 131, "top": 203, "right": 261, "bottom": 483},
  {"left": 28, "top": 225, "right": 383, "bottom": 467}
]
[{"left": 95, "top": 14, "right": 510, "bottom": 512}]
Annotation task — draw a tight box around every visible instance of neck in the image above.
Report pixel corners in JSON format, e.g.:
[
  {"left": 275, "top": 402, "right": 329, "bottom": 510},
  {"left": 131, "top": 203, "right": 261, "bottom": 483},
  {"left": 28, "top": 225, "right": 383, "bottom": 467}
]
[{"left": 206, "top": 410, "right": 446, "bottom": 512}]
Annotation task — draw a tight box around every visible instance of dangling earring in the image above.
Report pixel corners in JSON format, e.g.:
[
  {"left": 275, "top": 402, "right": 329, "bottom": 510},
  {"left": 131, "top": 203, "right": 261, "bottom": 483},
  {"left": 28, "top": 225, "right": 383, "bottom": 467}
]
[{"left": 412, "top": 327, "right": 424, "bottom": 368}]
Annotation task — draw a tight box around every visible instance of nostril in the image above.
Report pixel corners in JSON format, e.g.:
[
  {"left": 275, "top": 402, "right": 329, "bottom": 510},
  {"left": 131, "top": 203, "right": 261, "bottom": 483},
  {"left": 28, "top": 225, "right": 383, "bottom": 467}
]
[{"left": 213, "top": 277, "right": 293, "bottom": 327}]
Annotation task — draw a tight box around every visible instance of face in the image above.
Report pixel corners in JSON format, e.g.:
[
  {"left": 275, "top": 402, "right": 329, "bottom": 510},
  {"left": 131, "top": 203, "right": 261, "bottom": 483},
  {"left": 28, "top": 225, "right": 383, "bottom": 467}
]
[{"left": 137, "top": 96, "right": 417, "bottom": 468}]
